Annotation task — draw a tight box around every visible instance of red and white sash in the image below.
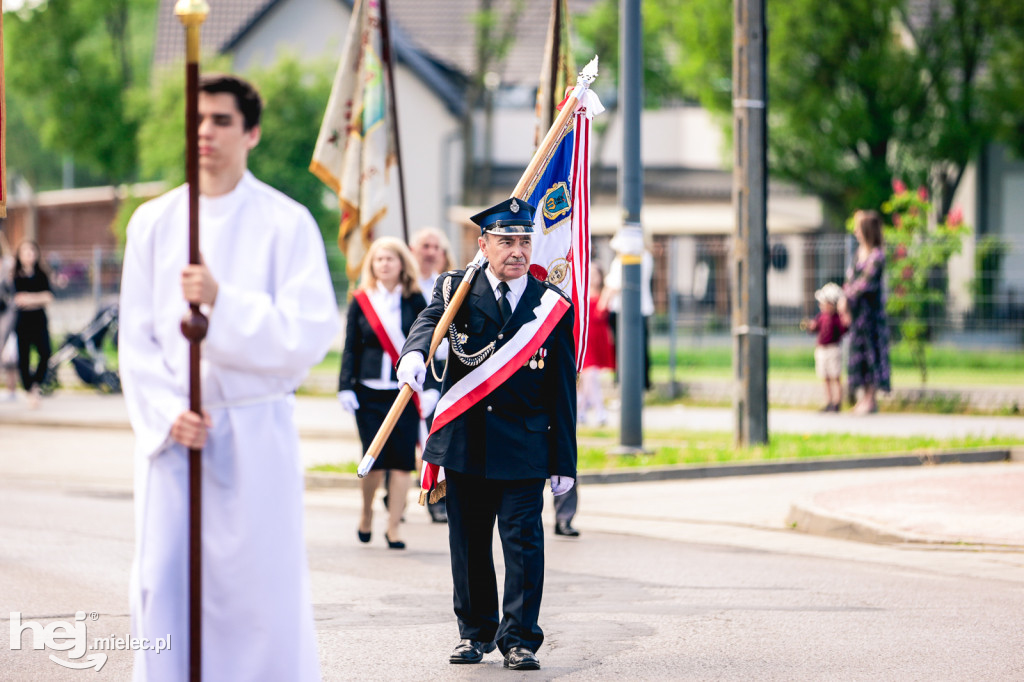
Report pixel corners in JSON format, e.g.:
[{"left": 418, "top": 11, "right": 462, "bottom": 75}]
[
  {"left": 352, "top": 289, "right": 421, "bottom": 414},
  {"left": 420, "top": 287, "right": 570, "bottom": 501}
]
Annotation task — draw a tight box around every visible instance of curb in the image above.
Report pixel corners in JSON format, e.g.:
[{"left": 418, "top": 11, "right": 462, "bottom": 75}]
[
  {"left": 785, "top": 499, "right": 1024, "bottom": 551},
  {"left": 303, "top": 447, "right": 1012, "bottom": 490}
]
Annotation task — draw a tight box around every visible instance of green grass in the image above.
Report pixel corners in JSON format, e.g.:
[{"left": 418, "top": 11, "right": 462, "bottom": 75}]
[
  {"left": 309, "top": 344, "right": 1024, "bottom": 387},
  {"left": 310, "top": 462, "right": 364, "bottom": 475},
  {"left": 577, "top": 431, "right": 1021, "bottom": 470},
  {"left": 308, "top": 431, "right": 1022, "bottom": 475},
  {"left": 650, "top": 343, "right": 1024, "bottom": 387}
]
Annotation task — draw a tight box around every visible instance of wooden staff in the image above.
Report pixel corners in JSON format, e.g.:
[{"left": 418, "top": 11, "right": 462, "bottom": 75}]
[
  {"left": 356, "top": 57, "right": 599, "bottom": 478},
  {"left": 175, "top": 1, "right": 209, "bottom": 680}
]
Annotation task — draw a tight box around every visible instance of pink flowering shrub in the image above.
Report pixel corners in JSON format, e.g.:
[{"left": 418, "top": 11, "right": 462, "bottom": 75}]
[{"left": 881, "top": 182, "right": 969, "bottom": 383}]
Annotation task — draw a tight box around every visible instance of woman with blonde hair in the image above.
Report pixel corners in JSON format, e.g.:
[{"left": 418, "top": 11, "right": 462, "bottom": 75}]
[{"left": 338, "top": 237, "right": 426, "bottom": 548}]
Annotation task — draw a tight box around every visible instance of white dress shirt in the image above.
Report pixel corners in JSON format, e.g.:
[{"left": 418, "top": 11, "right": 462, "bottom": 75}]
[
  {"left": 484, "top": 267, "right": 527, "bottom": 316},
  {"left": 361, "top": 282, "right": 403, "bottom": 390}
]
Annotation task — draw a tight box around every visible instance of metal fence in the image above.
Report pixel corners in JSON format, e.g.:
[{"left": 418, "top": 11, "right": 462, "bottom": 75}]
[
  {"left": 39, "top": 234, "right": 1024, "bottom": 349},
  {"left": 646, "top": 233, "right": 1024, "bottom": 348}
]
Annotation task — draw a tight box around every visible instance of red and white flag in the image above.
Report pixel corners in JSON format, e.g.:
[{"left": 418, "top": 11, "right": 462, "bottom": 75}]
[
  {"left": 525, "top": 1, "right": 603, "bottom": 370},
  {"left": 525, "top": 100, "right": 603, "bottom": 372}
]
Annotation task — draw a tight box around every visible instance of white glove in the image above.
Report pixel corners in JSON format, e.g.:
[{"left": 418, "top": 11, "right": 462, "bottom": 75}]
[
  {"left": 397, "top": 352, "right": 426, "bottom": 393},
  {"left": 420, "top": 388, "right": 441, "bottom": 418},
  {"left": 337, "top": 390, "right": 360, "bottom": 413},
  {"left": 550, "top": 476, "right": 575, "bottom": 496}
]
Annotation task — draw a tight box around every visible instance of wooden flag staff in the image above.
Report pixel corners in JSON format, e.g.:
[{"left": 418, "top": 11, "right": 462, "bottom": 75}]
[
  {"left": 355, "top": 56, "right": 599, "bottom": 479},
  {"left": 175, "top": 1, "right": 210, "bottom": 679}
]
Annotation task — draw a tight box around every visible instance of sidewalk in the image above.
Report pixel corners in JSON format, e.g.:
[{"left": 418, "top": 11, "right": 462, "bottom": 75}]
[{"left": 2, "top": 392, "right": 1023, "bottom": 551}]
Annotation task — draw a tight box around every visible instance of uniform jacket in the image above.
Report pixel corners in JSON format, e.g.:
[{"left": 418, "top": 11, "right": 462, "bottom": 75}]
[
  {"left": 401, "top": 267, "right": 577, "bottom": 480},
  {"left": 339, "top": 291, "right": 427, "bottom": 390}
]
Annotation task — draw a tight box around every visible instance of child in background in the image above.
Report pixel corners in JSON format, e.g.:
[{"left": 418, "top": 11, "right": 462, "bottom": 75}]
[{"left": 802, "top": 282, "right": 847, "bottom": 412}]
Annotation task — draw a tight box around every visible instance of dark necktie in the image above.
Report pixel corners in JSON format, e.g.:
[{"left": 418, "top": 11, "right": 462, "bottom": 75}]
[{"left": 497, "top": 281, "right": 512, "bottom": 323}]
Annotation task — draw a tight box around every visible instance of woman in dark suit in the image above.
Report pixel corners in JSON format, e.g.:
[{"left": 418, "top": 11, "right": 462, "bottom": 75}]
[
  {"left": 338, "top": 237, "right": 426, "bottom": 549},
  {"left": 12, "top": 241, "right": 54, "bottom": 409}
]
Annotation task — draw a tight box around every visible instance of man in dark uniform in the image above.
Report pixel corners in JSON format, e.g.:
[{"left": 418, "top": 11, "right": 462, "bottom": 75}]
[{"left": 397, "top": 197, "right": 577, "bottom": 671}]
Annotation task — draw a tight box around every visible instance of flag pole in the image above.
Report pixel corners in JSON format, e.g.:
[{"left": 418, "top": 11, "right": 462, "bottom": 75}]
[
  {"left": 355, "top": 57, "right": 600, "bottom": 478},
  {"left": 378, "top": 0, "right": 410, "bottom": 244},
  {"left": 175, "top": 2, "right": 210, "bottom": 680}
]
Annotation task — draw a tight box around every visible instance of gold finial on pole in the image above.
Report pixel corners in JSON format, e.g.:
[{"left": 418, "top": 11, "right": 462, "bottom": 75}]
[{"left": 175, "top": 0, "right": 210, "bottom": 62}]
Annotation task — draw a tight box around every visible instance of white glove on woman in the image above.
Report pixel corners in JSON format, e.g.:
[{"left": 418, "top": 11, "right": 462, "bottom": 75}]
[
  {"left": 337, "top": 390, "right": 360, "bottom": 413},
  {"left": 397, "top": 352, "right": 426, "bottom": 393},
  {"left": 550, "top": 475, "right": 575, "bottom": 496}
]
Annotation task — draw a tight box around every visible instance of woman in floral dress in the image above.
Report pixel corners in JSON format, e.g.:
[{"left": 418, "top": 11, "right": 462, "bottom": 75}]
[{"left": 839, "top": 210, "right": 891, "bottom": 414}]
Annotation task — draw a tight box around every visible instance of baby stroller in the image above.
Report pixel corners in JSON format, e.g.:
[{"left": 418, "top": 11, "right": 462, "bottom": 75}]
[{"left": 40, "top": 304, "right": 121, "bottom": 395}]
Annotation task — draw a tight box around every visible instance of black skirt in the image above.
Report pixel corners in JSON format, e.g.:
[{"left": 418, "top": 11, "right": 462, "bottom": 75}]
[{"left": 353, "top": 384, "right": 419, "bottom": 471}]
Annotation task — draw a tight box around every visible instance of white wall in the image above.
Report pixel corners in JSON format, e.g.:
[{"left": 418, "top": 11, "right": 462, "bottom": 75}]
[
  {"left": 485, "top": 105, "right": 727, "bottom": 169},
  {"left": 1000, "top": 171, "right": 1024, "bottom": 298},
  {"left": 947, "top": 163, "right": 977, "bottom": 319}
]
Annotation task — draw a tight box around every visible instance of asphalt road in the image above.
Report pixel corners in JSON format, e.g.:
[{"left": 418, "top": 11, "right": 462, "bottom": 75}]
[{"left": 3, "top": 424, "right": 1024, "bottom": 680}]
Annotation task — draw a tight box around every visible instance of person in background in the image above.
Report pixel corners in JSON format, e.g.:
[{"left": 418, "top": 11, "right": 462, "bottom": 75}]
[
  {"left": 577, "top": 264, "right": 615, "bottom": 426},
  {"left": 839, "top": 209, "right": 891, "bottom": 415},
  {"left": 409, "top": 226, "right": 454, "bottom": 523},
  {"left": 603, "top": 238, "right": 654, "bottom": 391},
  {"left": 0, "top": 234, "right": 19, "bottom": 400},
  {"left": 338, "top": 236, "right": 427, "bottom": 549},
  {"left": 12, "top": 241, "right": 54, "bottom": 409},
  {"left": 802, "top": 282, "right": 847, "bottom": 412},
  {"left": 553, "top": 264, "right": 615, "bottom": 539}
]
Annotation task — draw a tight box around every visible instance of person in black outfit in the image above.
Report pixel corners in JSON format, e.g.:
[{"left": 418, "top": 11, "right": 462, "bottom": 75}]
[
  {"left": 398, "top": 198, "right": 577, "bottom": 671},
  {"left": 338, "top": 237, "right": 427, "bottom": 549},
  {"left": 12, "top": 241, "right": 54, "bottom": 408},
  {"left": 410, "top": 227, "right": 454, "bottom": 523}
]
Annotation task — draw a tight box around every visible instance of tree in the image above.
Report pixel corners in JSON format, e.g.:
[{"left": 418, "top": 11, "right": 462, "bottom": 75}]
[
  {"left": 4, "top": 0, "right": 157, "bottom": 185},
  {"left": 897, "top": 0, "right": 1024, "bottom": 217},
  {"left": 669, "top": 0, "right": 1024, "bottom": 224},
  {"left": 573, "top": 0, "right": 688, "bottom": 108}
]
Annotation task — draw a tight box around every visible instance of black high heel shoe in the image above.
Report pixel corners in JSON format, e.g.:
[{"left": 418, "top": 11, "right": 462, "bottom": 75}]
[
  {"left": 357, "top": 529, "right": 371, "bottom": 543},
  {"left": 384, "top": 532, "right": 405, "bottom": 550}
]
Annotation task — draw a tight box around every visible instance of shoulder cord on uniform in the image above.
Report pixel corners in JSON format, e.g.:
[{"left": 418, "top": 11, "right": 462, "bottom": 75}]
[{"left": 443, "top": 274, "right": 496, "bottom": 368}]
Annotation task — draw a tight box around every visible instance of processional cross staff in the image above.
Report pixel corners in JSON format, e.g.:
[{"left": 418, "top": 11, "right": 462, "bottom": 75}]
[
  {"left": 174, "top": 1, "right": 210, "bottom": 680},
  {"left": 355, "top": 56, "right": 600, "bottom": 479}
]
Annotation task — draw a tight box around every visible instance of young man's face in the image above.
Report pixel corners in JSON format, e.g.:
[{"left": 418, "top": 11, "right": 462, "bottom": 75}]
[
  {"left": 197, "top": 92, "right": 260, "bottom": 178},
  {"left": 478, "top": 233, "right": 532, "bottom": 281}
]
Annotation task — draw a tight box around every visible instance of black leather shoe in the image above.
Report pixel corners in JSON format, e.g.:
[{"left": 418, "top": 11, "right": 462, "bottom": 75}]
[
  {"left": 503, "top": 646, "right": 540, "bottom": 670},
  {"left": 449, "top": 639, "right": 495, "bottom": 664},
  {"left": 428, "top": 505, "right": 448, "bottom": 523},
  {"left": 554, "top": 521, "right": 580, "bottom": 537},
  {"left": 384, "top": 532, "right": 405, "bottom": 550},
  {"left": 357, "top": 529, "right": 371, "bottom": 543}
]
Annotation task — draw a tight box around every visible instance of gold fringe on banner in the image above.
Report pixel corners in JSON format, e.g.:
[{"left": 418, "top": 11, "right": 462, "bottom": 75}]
[{"left": 418, "top": 478, "right": 447, "bottom": 506}]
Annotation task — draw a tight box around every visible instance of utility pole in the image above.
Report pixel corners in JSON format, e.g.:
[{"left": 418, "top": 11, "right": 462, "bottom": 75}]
[
  {"left": 612, "top": 0, "right": 645, "bottom": 455},
  {"left": 732, "top": 0, "right": 769, "bottom": 446}
]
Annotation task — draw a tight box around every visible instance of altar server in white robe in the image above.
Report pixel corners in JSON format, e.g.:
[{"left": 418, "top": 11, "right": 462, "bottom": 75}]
[{"left": 119, "top": 74, "right": 339, "bottom": 682}]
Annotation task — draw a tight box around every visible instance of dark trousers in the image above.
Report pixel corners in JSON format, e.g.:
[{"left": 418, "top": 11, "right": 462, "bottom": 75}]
[
  {"left": 444, "top": 470, "right": 546, "bottom": 654},
  {"left": 15, "top": 310, "right": 51, "bottom": 391},
  {"left": 608, "top": 312, "right": 651, "bottom": 390}
]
